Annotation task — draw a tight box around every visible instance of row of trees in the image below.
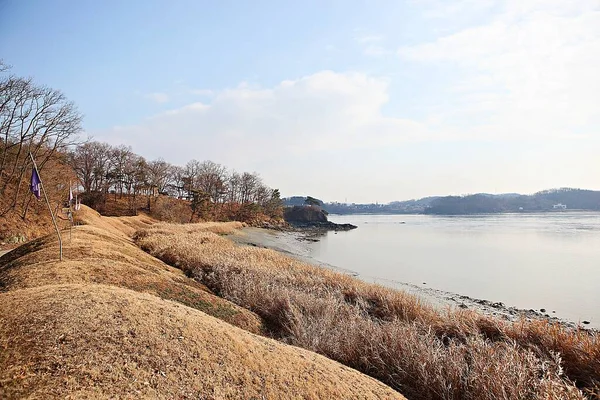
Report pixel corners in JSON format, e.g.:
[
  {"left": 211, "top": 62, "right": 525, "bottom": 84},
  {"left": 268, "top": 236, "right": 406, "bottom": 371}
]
[
  {"left": 1, "top": 59, "right": 282, "bottom": 225},
  {"left": 69, "top": 141, "right": 284, "bottom": 221},
  {"left": 0, "top": 60, "right": 82, "bottom": 218}
]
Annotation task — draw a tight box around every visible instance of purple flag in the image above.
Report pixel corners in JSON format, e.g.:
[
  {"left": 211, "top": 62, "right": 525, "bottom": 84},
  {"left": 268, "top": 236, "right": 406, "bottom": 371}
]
[{"left": 30, "top": 168, "right": 41, "bottom": 200}]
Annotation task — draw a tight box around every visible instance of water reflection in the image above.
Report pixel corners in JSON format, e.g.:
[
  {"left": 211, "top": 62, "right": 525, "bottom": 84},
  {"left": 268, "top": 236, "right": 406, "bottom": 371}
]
[{"left": 307, "top": 212, "right": 600, "bottom": 327}]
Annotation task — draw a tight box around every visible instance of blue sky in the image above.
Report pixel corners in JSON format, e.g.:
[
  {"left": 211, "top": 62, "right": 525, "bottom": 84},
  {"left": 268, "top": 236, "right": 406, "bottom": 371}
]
[{"left": 1, "top": 0, "right": 599, "bottom": 202}]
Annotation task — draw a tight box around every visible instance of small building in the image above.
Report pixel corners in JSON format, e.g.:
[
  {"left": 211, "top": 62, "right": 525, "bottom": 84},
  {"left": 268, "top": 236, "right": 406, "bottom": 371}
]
[{"left": 553, "top": 203, "right": 567, "bottom": 210}]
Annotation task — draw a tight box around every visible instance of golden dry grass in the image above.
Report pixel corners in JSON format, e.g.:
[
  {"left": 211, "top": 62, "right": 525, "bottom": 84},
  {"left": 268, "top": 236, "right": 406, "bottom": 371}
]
[
  {"left": 0, "top": 206, "right": 405, "bottom": 399},
  {"left": 136, "top": 222, "right": 600, "bottom": 400},
  {"left": 0, "top": 284, "right": 402, "bottom": 399},
  {"left": 73, "top": 205, "right": 157, "bottom": 238},
  {"left": 0, "top": 225, "right": 262, "bottom": 333}
]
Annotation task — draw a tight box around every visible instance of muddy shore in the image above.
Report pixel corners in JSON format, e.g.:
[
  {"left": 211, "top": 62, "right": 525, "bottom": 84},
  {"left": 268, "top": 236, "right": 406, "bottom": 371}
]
[{"left": 231, "top": 227, "right": 590, "bottom": 330}]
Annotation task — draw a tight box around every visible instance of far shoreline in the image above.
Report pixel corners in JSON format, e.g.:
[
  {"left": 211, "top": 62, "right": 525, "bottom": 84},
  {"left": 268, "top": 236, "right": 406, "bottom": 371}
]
[{"left": 328, "top": 209, "right": 600, "bottom": 216}]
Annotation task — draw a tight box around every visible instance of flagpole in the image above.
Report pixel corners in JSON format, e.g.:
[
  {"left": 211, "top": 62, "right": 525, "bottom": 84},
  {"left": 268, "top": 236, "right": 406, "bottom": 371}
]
[
  {"left": 29, "top": 152, "right": 63, "bottom": 261},
  {"left": 69, "top": 180, "right": 73, "bottom": 242}
]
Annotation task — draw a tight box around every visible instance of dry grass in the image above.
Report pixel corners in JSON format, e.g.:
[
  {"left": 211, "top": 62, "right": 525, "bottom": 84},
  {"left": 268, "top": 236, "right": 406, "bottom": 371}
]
[
  {"left": 136, "top": 222, "right": 600, "bottom": 400},
  {"left": 73, "top": 205, "right": 157, "bottom": 238},
  {"left": 0, "top": 284, "right": 402, "bottom": 399},
  {"left": 136, "top": 220, "right": 245, "bottom": 236},
  {"left": 1, "top": 206, "right": 403, "bottom": 399},
  {"left": 0, "top": 219, "right": 262, "bottom": 334}
]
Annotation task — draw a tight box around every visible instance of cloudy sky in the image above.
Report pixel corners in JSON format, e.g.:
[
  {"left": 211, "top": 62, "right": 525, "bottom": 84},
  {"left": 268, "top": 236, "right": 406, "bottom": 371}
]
[{"left": 1, "top": 0, "right": 599, "bottom": 202}]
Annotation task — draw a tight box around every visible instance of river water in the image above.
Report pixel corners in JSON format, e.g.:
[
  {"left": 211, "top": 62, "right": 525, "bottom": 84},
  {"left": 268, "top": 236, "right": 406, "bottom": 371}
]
[{"left": 304, "top": 212, "right": 600, "bottom": 327}]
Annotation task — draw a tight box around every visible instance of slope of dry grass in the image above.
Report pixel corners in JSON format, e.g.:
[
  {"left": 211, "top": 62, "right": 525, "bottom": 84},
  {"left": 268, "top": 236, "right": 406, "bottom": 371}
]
[
  {"left": 0, "top": 284, "right": 402, "bottom": 399},
  {"left": 0, "top": 225, "right": 261, "bottom": 333},
  {"left": 136, "top": 222, "right": 600, "bottom": 400},
  {"left": 0, "top": 206, "right": 404, "bottom": 399},
  {"left": 72, "top": 204, "right": 157, "bottom": 238}
]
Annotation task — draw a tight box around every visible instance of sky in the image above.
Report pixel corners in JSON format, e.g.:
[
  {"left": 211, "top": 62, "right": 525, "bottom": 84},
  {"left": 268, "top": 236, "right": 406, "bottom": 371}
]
[{"left": 1, "top": 0, "right": 599, "bottom": 203}]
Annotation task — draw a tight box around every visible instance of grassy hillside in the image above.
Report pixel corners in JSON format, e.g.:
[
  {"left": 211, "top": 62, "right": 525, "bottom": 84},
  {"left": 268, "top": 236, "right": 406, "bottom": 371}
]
[
  {"left": 0, "top": 206, "right": 403, "bottom": 399},
  {"left": 136, "top": 222, "right": 600, "bottom": 399}
]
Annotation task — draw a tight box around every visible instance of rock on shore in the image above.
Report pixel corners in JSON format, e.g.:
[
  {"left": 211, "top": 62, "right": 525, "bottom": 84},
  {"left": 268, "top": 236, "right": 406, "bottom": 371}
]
[{"left": 284, "top": 205, "right": 357, "bottom": 231}]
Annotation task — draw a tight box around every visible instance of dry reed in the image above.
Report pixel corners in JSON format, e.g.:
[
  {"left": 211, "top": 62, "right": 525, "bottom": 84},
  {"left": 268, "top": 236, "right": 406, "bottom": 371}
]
[{"left": 135, "top": 223, "right": 600, "bottom": 399}]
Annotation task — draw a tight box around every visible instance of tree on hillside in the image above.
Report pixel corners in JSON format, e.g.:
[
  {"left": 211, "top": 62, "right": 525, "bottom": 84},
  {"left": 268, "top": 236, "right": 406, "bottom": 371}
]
[
  {"left": 304, "top": 196, "right": 321, "bottom": 207},
  {"left": 189, "top": 189, "right": 211, "bottom": 222},
  {"left": 264, "top": 188, "right": 284, "bottom": 219},
  {"left": 109, "top": 145, "right": 134, "bottom": 197},
  {"left": 166, "top": 165, "right": 186, "bottom": 198},
  {"left": 147, "top": 158, "right": 172, "bottom": 194},
  {"left": 240, "top": 172, "right": 260, "bottom": 204},
  {"left": 183, "top": 159, "right": 202, "bottom": 198},
  {"left": 196, "top": 160, "right": 228, "bottom": 204},
  {"left": 254, "top": 183, "right": 271, "bottom": 208},
  {"left": 0, "top": 65, "right": 82, "bottom": 217},
  {"left": 130, "top": 155, "right": 149, "bottom": 213},
  {"left": 227, "top": 171, "right": 241, "bottom": 204},
  {"left": 70, "top": 141, "right": 112, "bottom": 193}
]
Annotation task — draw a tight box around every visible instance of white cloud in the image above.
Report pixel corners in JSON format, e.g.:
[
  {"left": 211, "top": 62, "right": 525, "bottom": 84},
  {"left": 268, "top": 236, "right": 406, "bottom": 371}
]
[
  {"left": 399, "top": 0, "right": 600, "bottom": 140},
  {"left": 417, "top": 0, "right": 497, "bottom": 19},
  {"left": 94, "top": 2, "right": 600, "bottom": 201},
  {"left": 144, "top": 92, "right": 170, "bottom": 103},
  {"left": 354, "top": 34, "right": 392, "bottom": 57},
  {"left": 97, "top": 71, "right": 427, "bottom": 168}
]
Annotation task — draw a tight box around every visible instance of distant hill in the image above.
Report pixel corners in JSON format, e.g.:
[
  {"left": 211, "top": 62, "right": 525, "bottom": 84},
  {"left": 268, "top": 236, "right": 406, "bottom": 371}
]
[
  {"left": 424, "top": 188, "right": 600, "bottom": 215},
  {"left": 284, "top": 195, "right": 439, "bottom": 214},
  {"left": 285, "top": 188, "right": 600, "bottom": 215}
]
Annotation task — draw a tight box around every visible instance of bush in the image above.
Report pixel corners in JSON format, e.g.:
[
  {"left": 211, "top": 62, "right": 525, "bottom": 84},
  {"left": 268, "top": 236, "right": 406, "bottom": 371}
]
[{"left": 149, "top": 195, "right": 192, "bottom": 223}]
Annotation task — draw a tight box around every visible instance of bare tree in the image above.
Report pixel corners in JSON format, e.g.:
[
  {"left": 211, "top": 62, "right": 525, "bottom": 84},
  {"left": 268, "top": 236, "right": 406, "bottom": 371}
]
[
  {"left": 1, "top": 67, "right": 82, "bottom": 215},
  {"left": 71, "top": 141, "right": 114, "bottom": 193},
  {"left": 254, "top": 183, "right": 271, "bottom": 207},
  {"left": 196, "top": 160, "right": 228, "bottom": 204},
  {"left": 166, "top": 165, "right": 186, "bottom": 198},
  {"left": 109, "top": 145, "right": 134, "bottom": 196},
  {"left": 183, "top": 159, "right": 202, "bottom": 198},
  {"left": 147, "top": 158, "right": 172, "bottom": 194},
  {"left": 228, "top": 171, "right": 242, "bottom": 203},
  {"left": 240, "top": 172, "right": 261, "bottom": 204}
]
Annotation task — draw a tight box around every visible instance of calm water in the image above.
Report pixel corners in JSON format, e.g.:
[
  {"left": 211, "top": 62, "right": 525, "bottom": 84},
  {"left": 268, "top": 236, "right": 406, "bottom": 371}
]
[{"left": 306, "top": 213, "right": 600, "bottom": 327}]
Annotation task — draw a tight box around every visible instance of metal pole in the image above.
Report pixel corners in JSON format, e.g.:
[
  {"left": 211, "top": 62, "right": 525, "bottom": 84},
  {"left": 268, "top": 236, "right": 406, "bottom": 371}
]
[
  {"left": 29, "top": 152, "right": 63, "bottom": 261},
  {"left": 69, "top": 181, "right": 73, "bottom": 242}
]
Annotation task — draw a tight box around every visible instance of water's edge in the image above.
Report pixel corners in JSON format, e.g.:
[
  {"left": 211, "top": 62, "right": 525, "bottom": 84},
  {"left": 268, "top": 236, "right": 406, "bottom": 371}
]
[{"left": 231, "top": 227, "right": 591, "bottom": 330}]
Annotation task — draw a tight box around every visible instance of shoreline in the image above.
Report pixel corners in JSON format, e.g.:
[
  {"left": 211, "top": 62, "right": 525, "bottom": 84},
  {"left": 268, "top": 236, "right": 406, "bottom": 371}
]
[{"left": 232, "top": 226, "right": 591, "bottom": 330}]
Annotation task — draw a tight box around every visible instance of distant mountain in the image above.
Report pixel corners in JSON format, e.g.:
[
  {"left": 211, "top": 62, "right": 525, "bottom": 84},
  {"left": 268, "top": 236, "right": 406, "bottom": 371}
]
[
  {"left": 424, "top": 188, "right": 600, "bottom": 215},
  {"left": 284, "top": 188, "right": 600, "bottom": 215},
  {"left": 472, "top": 193, "right": 521, "bottom": 199}
]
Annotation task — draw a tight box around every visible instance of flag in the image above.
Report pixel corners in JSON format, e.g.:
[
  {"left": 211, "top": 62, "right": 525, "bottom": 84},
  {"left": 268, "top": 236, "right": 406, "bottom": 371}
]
[
  {"left": 69, "top": 185, "right": 74, "bottom": 204},
  {"left": 30, "top": 167, "right": 41, "bottom": 200}
]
